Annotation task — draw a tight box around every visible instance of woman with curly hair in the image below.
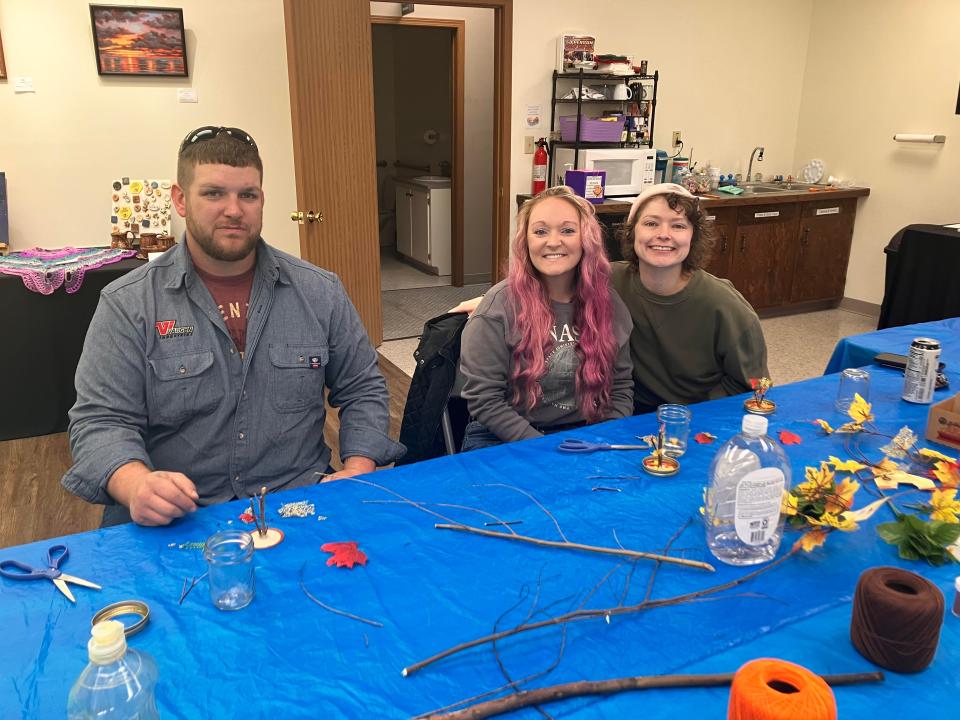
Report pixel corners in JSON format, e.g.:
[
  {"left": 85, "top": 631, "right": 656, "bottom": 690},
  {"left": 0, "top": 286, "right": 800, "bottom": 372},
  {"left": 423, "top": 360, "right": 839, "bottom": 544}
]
[
  {"left": 611, "top": 183, "right": 768, "bottom": 415},
  {"left": 459, "top": 186, "right": 633, "bottom": 450}
]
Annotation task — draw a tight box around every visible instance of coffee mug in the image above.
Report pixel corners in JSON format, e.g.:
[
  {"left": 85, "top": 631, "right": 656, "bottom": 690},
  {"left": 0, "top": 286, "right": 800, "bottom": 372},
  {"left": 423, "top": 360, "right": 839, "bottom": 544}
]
[{"left": 613, "top": 84, "right": 632, "bottom": 101}]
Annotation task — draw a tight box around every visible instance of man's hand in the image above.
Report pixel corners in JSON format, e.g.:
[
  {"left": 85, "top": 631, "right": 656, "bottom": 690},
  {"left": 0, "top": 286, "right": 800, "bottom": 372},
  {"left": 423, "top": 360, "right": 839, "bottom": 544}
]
[
  {"left": 107, "top": 462, "right": 200, "bottom": 526},
  {"left": 321, "top": 456, "right": 376, "bottom": 482}
]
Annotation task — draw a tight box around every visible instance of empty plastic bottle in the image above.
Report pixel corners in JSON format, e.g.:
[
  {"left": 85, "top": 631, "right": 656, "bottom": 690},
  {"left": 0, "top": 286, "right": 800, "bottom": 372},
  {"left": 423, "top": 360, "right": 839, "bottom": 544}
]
[
  {"left": 705, "top": 415, "right": 792, "bottom": 566},
  {"left": 67, "top": 620, "right": 160, "bottom": 719}
]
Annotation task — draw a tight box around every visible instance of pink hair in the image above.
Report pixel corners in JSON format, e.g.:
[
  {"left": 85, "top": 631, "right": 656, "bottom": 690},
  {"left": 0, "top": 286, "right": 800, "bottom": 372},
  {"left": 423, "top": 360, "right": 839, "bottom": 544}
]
[{"left": 508, "top": 186, "right": 618, "bottom": 423}]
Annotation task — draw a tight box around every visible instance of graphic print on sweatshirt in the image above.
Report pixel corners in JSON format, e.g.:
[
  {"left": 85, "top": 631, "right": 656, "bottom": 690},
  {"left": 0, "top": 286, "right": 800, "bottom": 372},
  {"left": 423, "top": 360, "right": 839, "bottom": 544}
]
[{"left": 539, "top": 321, "right": 579, "bottom": 411}]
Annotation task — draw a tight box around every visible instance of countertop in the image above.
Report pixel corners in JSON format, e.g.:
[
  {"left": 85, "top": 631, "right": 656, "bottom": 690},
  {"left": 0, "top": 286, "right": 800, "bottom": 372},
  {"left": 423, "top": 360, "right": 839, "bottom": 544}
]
[{"left": 518, "top": 185, "right": 871, "bottom": 215}]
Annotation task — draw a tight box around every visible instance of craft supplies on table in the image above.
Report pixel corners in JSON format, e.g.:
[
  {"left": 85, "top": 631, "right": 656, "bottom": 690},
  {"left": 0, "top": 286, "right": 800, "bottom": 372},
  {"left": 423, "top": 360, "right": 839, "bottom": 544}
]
[{"left": 0, "top": 544, "right": 101, "bottom": 603}]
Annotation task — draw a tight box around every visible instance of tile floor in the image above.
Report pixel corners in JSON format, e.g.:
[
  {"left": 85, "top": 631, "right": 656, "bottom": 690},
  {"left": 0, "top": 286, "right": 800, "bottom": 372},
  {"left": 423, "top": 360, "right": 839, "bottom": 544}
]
[
  {"left": 380, "top": 247, "right": 450, "bottom": 291},
  {"left": 378, "top": 307, "right": 879, "bottom": 384}
]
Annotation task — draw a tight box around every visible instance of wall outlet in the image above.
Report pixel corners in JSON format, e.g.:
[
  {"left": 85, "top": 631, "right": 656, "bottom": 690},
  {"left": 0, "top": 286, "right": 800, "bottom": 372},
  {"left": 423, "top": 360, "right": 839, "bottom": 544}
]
[
  {"left": 672, "top": 131, "right": 682, "bottom": 148},
  {"left": 524, "top": 136, "right": 535, "bottom": 154}
]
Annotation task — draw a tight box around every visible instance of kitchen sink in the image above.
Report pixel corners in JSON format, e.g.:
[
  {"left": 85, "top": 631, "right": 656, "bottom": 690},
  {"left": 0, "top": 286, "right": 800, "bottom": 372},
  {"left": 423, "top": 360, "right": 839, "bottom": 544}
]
[{"left": 741, "top": 184, "right": 790, "bottom": 194}]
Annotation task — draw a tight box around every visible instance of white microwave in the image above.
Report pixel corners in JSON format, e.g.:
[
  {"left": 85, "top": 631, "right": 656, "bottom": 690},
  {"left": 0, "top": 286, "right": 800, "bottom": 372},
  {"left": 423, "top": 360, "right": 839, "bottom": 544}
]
[{"left": 553, "top": 147, "right": 656, "bottom": 197}]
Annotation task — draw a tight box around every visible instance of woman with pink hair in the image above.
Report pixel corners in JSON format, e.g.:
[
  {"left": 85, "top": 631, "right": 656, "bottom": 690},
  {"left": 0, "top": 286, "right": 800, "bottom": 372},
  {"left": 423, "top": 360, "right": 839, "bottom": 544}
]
[{"left": 459, "top": 186, "right": 633, "bottom": 451}]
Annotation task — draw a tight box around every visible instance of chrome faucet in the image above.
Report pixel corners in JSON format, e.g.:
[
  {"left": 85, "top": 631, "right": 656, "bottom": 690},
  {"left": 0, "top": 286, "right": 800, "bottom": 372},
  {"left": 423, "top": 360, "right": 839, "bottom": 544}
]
[{"left": 747, "top": 146, "right": 765, "bottom": 183}]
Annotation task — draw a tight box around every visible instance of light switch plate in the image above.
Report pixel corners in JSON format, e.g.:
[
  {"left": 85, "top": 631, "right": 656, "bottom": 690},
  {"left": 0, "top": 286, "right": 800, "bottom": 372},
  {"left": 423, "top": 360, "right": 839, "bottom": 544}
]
[{"left": 524, "top": 136, "right": 535, "bottom": 154}]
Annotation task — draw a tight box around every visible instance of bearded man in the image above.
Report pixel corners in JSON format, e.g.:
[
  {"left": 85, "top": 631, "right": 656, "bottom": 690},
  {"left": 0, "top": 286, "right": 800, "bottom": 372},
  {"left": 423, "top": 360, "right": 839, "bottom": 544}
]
[{"left": 64, "top": 126, "right": 403, "bottom": 526}]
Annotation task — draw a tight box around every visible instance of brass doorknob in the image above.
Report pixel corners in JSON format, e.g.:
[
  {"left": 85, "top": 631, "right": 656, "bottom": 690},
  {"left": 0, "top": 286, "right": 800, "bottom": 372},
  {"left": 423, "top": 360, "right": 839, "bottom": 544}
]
[
  {"left": 290, "top": 211, "right": 304, "bottom": 224},
  {"left": 306, "top": 210, "right": 324, "bottom": 223}
]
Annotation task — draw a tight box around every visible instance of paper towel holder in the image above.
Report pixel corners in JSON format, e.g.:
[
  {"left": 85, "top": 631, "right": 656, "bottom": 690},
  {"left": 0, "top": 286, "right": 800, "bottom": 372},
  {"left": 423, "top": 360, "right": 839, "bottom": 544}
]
[{"left": 893, "top": 133, "right": 946, "bottom": 143}]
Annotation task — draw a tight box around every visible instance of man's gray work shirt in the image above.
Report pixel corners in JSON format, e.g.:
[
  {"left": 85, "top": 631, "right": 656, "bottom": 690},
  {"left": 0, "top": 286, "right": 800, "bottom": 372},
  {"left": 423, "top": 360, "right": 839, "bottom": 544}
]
[{"left": 63, "top": 239, "right": 404, "bottom": 507}]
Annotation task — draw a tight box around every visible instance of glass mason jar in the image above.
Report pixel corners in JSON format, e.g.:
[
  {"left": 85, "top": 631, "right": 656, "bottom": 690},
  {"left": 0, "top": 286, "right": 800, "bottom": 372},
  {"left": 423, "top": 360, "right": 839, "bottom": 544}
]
[
  {"left": 204, "top": 530, "right": 255, "bottom": 611},
  {"left": 656, "top": 404, "right": 692, "bottom": 457}
]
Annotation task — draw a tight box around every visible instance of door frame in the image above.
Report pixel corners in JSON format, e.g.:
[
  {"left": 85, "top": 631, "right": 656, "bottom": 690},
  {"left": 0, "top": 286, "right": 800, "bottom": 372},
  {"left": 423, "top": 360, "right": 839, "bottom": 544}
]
[
  {"left": 370, "top": 0, "right": 511, "bottom": 285},
  {"left": 371, "top": 15, "right": 466, "bottom": 286}
]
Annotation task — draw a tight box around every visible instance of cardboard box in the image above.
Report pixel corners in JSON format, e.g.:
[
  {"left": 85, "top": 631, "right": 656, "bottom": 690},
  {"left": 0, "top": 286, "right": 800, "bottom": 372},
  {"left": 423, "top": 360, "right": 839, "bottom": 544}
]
[
  {"left": 565, "top": 169, "right": 605, "bottom": 204},
  {"left": 926, "top": 392, "right": 960, "bottom": 450}
]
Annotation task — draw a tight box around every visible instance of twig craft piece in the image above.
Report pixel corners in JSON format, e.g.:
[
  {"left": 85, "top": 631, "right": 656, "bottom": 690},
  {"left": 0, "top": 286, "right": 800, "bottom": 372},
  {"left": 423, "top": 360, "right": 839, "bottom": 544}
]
[
  {"left": 642, "top": 423, "right": 680, "bottom": 476},
  {"left": 322, "top": 541, "right": 368, "bottom": 569},
  {"left": 745, "top": 377, "right": 776, "bottom": 415},
  {"left": 247, "top": 487, "right": 284, "bottom": 549},
  {"left": 298, "top": 563, "right": 382, "bottom": 627}
]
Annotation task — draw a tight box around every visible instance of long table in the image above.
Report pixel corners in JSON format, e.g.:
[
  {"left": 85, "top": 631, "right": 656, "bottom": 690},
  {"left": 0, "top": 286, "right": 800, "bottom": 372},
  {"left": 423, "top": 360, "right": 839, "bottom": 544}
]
[
  {"left": 0, "top": 256, "right": 145, "bottom": 440},
  {"left": 825, "top": 317, "right": 960, "bottom": 376},
  {"left": 2, "top": 367, "right": 958, "bottom": 717}
]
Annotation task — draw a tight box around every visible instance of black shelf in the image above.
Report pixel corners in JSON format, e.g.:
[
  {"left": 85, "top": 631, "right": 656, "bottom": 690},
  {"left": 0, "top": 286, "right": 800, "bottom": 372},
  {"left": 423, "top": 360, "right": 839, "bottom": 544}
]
[{"left": 548, "top": 69, "right": 659, "bottom": 185}]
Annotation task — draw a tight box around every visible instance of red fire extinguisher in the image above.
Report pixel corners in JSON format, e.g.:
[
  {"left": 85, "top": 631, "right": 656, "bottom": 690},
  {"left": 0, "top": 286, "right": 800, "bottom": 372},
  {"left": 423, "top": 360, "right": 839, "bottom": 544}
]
[{"left": 532, "top": 138, "right": 548, "bottom": 194}]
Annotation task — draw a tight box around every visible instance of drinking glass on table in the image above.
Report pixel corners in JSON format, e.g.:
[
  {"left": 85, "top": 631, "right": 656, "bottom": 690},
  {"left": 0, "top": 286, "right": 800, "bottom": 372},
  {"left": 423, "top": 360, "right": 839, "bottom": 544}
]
[
  {"left": 836, "top": 368, "right": 870, "bottom": 414},
  {"left": 656, "top": 404, "right": 692, "bottom": 457}
]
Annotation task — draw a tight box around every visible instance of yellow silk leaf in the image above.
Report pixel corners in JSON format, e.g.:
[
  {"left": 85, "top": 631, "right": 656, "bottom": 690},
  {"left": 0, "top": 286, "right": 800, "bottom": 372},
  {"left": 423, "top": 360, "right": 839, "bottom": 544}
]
[
  {"left": 834, "top": 421, "right": 865, "bottom": 434},
  {"left": 930, "top": 489, "right": 960, "bottom": 524},
  {"left": 795, "top": 529, "right": 828, "bottom": 553},
  {"left": 847, "top": 393, "right": 874, "bottom": 424},
  {"left": 843, "top": 496, "right": 892, "bottom": 522},
  {"left": 825, "top": 478, "right": 860, "bottom": 514},
  {"left": 828, "top": 456, "right": 868, "bottom": 473},
  {"left": 918, "top": 448, "right": 957, "bottom": 464},
  {"left": 781, "top": 493, "right": 799, "bottom": 516},
  {"left": 810, "top": 512, "right": 858, "bottom": 531},
  {"left": 874, "top": 470, "right": 936, "bottom": 491},
  {"left": 814, "top": 419, "right": 834, "bottom": 434}
]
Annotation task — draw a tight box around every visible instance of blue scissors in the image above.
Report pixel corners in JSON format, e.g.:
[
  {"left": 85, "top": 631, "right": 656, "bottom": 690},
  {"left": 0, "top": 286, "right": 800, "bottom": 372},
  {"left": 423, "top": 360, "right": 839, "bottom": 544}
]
[
  {"left": 0, "top": 544, "right": 101, "bottom": 603},
  {"left": 558, "top": 439, "right": 652, "bottom": 453}
]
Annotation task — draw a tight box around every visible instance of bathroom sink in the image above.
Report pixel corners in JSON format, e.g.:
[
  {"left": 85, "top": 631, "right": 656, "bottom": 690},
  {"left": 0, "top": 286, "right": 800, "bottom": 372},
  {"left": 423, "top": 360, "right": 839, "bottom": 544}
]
[{"left": 413, "top": 175, "right": 452, "bottom": 187}]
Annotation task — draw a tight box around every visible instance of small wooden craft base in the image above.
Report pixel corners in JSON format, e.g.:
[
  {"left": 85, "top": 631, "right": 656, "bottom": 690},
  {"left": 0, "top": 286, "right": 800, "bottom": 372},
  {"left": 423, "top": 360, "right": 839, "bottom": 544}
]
[
  {"left": 744, "top": 399, "right": 777, "bottom": 415},
  {"left": 251, "top": 527, "right": 284, "bottom": 550},
  {"left": 641, "top": 455, "right": 680, "bottom": 477}
]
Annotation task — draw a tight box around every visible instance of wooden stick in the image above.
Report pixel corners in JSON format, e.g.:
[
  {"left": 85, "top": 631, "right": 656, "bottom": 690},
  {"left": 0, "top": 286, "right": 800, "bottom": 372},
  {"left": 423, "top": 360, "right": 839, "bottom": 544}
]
[
  {"left": 420, "top": 670, "right": 885, "bottom": 719},
  {"left": 434, "top": 523, "right": 715, "bottom": 572}
]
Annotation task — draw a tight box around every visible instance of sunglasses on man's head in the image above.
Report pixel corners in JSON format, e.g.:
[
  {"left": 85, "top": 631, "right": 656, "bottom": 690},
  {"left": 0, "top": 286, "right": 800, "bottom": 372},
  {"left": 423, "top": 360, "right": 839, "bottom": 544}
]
[{"left": 179, "top": 126, "right": 258, "bottom": 153}]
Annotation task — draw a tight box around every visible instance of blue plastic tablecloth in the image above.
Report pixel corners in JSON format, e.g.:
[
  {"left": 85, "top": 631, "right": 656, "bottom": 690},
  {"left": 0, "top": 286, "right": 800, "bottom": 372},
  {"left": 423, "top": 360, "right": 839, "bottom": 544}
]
[
  {"left": 2, "top": 367, "right": 958, "bottom": 718},
  {"left": 825, "top": 317, "right": 960, "bottom": 375}
]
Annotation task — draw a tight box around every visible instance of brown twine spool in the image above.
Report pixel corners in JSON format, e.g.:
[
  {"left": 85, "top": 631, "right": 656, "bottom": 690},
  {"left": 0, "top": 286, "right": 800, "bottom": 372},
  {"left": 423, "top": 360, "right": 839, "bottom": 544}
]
[
  {"left": 727, "top": 658, "right": 836, "bottom": 720},
  {"left": 850, "top": 566, "right": 945, "bottom": 673}
]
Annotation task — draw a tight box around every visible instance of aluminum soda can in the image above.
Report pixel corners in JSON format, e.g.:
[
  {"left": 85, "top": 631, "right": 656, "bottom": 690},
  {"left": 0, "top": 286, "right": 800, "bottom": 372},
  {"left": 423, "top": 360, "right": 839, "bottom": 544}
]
[{"left": 902, "top": 337, "right": 941, "bottom": 404}]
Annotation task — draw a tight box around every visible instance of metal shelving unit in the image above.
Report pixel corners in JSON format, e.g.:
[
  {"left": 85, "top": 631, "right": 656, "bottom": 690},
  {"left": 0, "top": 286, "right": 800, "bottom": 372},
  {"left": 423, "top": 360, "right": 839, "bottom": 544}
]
[{"left": 548, "top": 69, "right": 659, "bottom": 185}]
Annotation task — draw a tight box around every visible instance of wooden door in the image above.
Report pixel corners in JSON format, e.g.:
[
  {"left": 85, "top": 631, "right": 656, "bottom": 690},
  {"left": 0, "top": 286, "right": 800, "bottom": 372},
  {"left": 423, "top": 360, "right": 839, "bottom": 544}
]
[
  {"left": 790, "top": 199, "right": 856, "bottom": 303},
  {"left": 728, "top": 203, "right": 800, "bottom": 310},
  {"left": 284, "top": 0, "right": 382, "bottom": 343}
]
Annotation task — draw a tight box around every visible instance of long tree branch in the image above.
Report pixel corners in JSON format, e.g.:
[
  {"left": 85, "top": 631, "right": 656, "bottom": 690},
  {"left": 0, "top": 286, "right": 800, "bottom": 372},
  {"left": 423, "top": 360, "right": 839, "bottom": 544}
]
[
  {"left": 434, "top": 523, "right": 715, "bottom": 572},
  {"left": 420, "top": 669, "right": 885, "bottom": 720},
  {"left": 403, "top": 547, "right": 798, "bottom": 677}
]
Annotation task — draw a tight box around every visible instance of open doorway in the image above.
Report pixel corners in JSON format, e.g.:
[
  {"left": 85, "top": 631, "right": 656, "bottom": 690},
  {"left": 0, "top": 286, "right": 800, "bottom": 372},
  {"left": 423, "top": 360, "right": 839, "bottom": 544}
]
[{"left": 371, "top": 6, "right": 493, "bottom": 347}]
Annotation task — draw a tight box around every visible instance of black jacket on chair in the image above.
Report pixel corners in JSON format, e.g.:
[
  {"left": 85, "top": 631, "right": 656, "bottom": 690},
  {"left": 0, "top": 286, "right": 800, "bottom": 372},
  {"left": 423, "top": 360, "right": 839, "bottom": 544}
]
[{"left": 397, "top": 312, "right": 470, "bottom": 465}]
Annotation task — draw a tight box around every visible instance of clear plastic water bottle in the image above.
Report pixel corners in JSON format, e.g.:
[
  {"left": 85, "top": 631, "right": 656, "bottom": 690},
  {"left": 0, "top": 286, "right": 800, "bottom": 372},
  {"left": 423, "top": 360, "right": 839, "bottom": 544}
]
[
  {"left": 67, "top": 620, "right": 160, "bottom": 719},
  {"left": 705, "top": 415, "right": 791, "bottom": 566}
]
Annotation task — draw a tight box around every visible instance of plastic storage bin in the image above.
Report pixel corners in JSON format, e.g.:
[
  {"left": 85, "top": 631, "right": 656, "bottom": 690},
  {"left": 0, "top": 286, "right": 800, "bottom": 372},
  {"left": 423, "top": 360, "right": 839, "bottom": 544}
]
[{"left": 558, "top": 115, "right": 623, "bottom": 142}]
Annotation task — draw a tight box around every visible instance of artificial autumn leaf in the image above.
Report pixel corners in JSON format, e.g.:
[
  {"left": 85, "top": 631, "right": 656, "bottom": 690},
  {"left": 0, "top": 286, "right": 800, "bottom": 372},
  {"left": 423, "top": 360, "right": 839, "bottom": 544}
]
[
  {"left": 834, "top": 422, "right": 865, "bottom": 434},
  {"left": 795, "top": 528, "right": 828, "bottom": 553},
  {"left": 238, "top": 511, "right": 256, "bottom": 524},
  {"left": 847, "top": 393, "right": 873, "bottom": 424},
  {"left": 929, "top": 489, "right": 960, "bottom": 524},
  {"left": 694, "top": 431, "right": 717, "bottom": 444},
  {"left": 810, "top": 512, "right": 858, "bottom": 532},
  {"left": 880, "top": 426, "right": 918, "bottom": 459},
  {"left": 781, "top": 492, "right": 799, "bottom": 516},
  {"left": 874, "top": 469, "right": 936, "bottom": 491},
  {"left": 825, "top": 478, "right": 860, "bottom": 514},
  {"left": 778, "top": 430, "right": 802, "bottom": 445},
  {"left": 843, "top": 496, "right": 892, "bottom": 522},
  {"left": 321, "top": 541, "right": 368, "bottom": 569},
  {"left": 813, "top": 419, "right": 834, "bottom": 434},
  {"left": 828, "top": 456, "right": 867, "bottom": 473},
  {"left": 918, "top": 448, "right": 957, "bottom": 464},
  {"left": 932, "top": 461, "right": 960, "bottom": 489},
  {"left": 796, "top": 463, "right": 835, "bottom": 495}
]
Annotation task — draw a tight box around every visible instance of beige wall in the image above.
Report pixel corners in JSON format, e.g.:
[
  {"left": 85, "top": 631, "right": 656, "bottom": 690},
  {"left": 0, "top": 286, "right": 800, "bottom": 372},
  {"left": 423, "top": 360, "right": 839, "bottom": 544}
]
[
  {"left": 796, "top": 0, "right": 960, "bottom": 304},
  {"left": 0, "top": 0, "right": 299, "bottom": 256},
  {"left": 509, "top": 0, "right": 815, "bottom": 240}
]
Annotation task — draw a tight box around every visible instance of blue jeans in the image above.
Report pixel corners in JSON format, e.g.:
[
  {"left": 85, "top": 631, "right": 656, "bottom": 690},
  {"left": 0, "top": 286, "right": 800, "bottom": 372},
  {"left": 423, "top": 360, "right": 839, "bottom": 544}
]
[{"left": 460, "top": 421, "right": 504, "bottom": 452}]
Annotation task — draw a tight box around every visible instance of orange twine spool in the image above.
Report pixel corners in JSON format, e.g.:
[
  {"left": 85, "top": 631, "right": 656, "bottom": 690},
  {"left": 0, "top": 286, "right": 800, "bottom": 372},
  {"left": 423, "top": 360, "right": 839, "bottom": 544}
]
[{"left": 727, "top": 658, "right": 837, "bottom": 720}]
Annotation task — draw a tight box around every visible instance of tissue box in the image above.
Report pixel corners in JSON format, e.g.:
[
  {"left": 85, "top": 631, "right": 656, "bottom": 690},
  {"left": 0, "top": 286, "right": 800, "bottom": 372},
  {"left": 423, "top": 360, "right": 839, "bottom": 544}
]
[
  {"left": 565, "top": 169, "right": 605, "bottom": 204},
  {"left": 926, "top": 392, "right": 960, "bottom": 450}
]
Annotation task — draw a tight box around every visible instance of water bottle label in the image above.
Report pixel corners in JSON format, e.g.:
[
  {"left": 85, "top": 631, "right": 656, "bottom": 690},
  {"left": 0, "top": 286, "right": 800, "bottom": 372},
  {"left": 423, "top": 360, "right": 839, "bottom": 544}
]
[{"left": 734, "top": 467, "right": 786, "bottom": 546}]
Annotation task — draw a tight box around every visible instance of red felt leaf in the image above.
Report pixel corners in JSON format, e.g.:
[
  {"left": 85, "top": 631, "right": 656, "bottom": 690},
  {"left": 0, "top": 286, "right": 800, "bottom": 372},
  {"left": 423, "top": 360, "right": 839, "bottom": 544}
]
[
  {"left": 694, "top": 432, "right": 717, "bottom": 444},
  {"left": 238, "top": 512, "right": 256, "bottom": 524},
  {"left": 749, "top": 378, "right": 760, "bottom": 389},
  {"left": 321, "top": 541, "right": 368, "bottom": 569},
  {"left": 778, "top": 430, "right": 802, "bottom": 445}
]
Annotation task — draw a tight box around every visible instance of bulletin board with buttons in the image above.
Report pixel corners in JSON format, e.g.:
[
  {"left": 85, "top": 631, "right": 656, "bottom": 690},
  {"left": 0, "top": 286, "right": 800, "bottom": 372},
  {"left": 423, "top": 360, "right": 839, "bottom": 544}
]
[{"left": 110, "top": 178, "right": 173, "bottom": 236}]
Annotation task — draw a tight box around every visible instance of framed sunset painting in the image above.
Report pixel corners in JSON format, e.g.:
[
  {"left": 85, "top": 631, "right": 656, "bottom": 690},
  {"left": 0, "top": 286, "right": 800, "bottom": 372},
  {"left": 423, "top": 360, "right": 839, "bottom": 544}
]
[{"left": 90, "top": 5, "right": 188, "bottom": 77}]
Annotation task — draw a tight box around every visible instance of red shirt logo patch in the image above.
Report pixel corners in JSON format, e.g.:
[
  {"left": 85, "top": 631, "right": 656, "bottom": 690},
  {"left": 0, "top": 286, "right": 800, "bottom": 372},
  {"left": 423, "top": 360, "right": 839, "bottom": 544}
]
[{"left": 155, "top": 320, "right": 195, "bottom": 338}]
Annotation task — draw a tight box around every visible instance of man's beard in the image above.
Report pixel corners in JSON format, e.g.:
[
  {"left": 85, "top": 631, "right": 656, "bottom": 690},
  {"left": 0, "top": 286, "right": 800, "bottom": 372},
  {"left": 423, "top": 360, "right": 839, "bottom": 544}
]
[{"left": 186, "top": 216, "right": 260, "bottom": 262}]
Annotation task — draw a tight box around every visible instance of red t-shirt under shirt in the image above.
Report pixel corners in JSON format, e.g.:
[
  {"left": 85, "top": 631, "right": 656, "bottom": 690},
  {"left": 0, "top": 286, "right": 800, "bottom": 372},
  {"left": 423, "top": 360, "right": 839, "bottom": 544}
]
[{"left": 194, "top": 265, "right": 255, "bottom": 354}]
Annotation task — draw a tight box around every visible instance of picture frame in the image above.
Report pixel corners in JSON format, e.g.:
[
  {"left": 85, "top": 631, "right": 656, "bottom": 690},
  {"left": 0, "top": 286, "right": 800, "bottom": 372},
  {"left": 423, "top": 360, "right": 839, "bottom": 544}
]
[
  {"left": 89, "top": 5, "right": 188, "bottom": 77},
  {"left": 0, "top": 28, "right": 7, "bottom": 80}
]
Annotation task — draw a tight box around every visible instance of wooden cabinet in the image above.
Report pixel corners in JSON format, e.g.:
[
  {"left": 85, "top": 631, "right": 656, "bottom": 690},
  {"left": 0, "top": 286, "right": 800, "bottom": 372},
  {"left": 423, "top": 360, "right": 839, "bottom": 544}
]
[
  {"left": 395, "top": 185, "right": 414, "bottom": 257},
  {"left": 729, "top": 203, "right": 800, "bottom": 309},
  {"left": 703, "top": 207, "right": 737, "bottom": 280},
  {"left": 395, "top": 180, "right": 452, "bottom": 275},
  {"left": 789, "top": 199, "right": 856, "bottom": 304}
]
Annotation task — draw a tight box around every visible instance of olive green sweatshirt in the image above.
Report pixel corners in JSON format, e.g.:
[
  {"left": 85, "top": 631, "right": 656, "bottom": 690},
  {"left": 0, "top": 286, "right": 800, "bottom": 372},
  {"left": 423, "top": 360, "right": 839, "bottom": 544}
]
[{"left": 609, "top": 263, "right": 769, "bottom": 411}]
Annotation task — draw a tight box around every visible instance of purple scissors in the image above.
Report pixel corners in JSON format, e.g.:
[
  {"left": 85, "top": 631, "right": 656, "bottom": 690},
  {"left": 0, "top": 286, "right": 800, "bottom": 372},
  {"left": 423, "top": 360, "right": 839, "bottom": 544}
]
[
  {"left": 0, "top": 544, "right": 101, "bottom": 603},
  {"left": 558, "top": 439, "right": 651, "bottom": 453}
]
